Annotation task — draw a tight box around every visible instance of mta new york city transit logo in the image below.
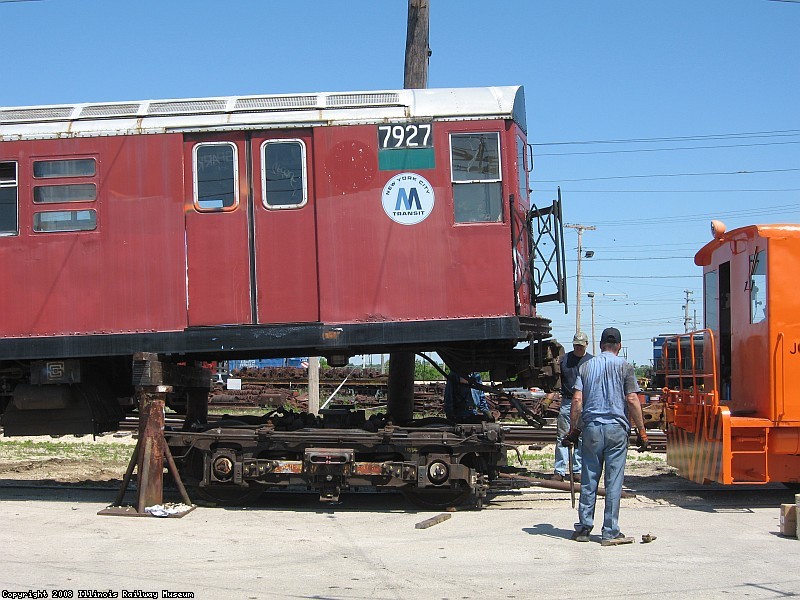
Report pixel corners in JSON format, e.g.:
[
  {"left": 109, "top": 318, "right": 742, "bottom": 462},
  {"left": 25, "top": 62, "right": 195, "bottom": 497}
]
[{"left": 381, "top": 173, "right": 435, "bottom": 225}]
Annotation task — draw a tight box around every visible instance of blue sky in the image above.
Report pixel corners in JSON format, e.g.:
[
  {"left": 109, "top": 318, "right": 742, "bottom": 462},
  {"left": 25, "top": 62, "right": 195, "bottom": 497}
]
[{"left": 3, "top": 0, "right": 799, "bottom": 366}]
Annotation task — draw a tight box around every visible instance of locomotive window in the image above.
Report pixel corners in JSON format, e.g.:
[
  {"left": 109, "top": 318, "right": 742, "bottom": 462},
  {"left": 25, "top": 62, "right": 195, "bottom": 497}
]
[
  {"left": 33, "top": 209, "right": 97, "bottom": 232},
  {"left": 450, "top": 132, "right": 502, "bottom": 223},
  {"left": 704, "top": 271, "right": 719, "bottom": 331},
  {"left": 193, "top": 143, "right": 238, "bottom": 211},
  {"left": 33, "top": 183, "right": 96, "bottom": 204},
  {"left": 261, "top": 140, "right": 307, "bottom": 209},
  {"left": 0, "top": 161, "right": 18, "bottom": 235},
  {"left": 749, "top": 250, "right": 767, "bottom": 324},
  {"left": 33, "top": 158, "right": 96, "bottom": 178}
]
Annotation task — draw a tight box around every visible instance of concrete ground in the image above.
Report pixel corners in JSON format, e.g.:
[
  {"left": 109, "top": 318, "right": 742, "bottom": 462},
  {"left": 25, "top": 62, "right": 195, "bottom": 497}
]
[{"left": 1, "top": 480, "right": 798, "bottom": 600}]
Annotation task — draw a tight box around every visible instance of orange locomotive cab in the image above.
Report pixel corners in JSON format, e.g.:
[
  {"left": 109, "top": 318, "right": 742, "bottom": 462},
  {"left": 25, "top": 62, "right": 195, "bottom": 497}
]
[{"left": 666, "top": 223, "right": 800, "bottom": 486}]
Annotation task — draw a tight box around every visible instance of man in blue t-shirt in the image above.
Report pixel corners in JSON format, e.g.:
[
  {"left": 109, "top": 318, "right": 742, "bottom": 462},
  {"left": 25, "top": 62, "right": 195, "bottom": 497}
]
[{"left": 563, "top": 327, "right": 648, "bottom": 546}]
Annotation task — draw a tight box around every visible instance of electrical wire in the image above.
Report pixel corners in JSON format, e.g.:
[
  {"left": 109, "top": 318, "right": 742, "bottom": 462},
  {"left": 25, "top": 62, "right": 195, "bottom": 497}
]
[
  {"left": 536, "top": 139, "right": 800, "bottom": 157},
  {"left": 533, "top": 128, "right": 800, "bottom": 146},
  {"left": 536, "top": 188, "right": 800, "bottom": 193},
  {"left": 537, "top": 167, "right": 800, "bottom": 183}
]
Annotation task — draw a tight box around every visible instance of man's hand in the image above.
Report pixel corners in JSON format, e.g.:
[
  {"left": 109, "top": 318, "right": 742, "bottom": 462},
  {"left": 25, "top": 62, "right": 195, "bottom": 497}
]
[
  {"left": 561, "top": 428, "right": 581, "bottom": 447},
  {"left": 636, "top": 429, "right": 650, "bottom": 452}
]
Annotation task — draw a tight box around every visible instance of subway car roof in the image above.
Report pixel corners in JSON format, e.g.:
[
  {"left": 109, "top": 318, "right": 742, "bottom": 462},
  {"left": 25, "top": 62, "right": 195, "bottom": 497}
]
[
  {"left": 695, "top": 223, "right": 800, "bottom": 266},
  {"left": 0, "top": 86, "right": 526, "bottom": 141}
]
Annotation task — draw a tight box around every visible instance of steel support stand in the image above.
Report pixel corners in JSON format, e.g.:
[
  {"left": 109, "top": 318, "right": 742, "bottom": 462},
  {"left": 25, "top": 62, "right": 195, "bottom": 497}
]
[{"left": 99, "top": 353, "right": 208, "bottom": 518}]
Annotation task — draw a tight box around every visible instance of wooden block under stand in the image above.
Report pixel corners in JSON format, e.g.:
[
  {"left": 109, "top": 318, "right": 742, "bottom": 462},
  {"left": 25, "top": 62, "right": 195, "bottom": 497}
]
[{"left": 779, "top": 504, "right": 796, "bottom": 538}]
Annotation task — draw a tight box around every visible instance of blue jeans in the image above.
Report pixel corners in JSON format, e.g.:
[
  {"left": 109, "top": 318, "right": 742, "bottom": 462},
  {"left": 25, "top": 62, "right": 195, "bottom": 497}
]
[
  {"left": 574, "top": 421, "right": 628, "bottom": 540},
  {"left": 554, "top": 405, "right": 581, "bottom": 476}
]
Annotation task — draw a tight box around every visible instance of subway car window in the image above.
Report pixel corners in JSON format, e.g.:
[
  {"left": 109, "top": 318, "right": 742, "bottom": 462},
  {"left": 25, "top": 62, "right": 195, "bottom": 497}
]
[
  {"left": 262, "top": 140, "right": 307, "bottom": 208},
  {"left": 33, "top": 183, "right": 96, "bottom": 204},
  {"left": 33, "top": 209, "right": 97, "bottom": 232},
  {"left": 33, "top": 158, "right": 96, "bottom": 178},
  {"left": 0, "top": 161, "right": 18, "bottom": 235},
  {"left": 193, "top": 143, "right": 238, "bottom": 211},
  {"left": 450, "top": 132, "right": 502, "bottom": 223}
]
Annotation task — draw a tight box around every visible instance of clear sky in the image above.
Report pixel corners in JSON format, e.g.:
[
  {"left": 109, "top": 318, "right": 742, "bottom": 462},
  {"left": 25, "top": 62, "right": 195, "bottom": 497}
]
[{"left": 3, "top": 0, "right": 799, "bottom": 366}]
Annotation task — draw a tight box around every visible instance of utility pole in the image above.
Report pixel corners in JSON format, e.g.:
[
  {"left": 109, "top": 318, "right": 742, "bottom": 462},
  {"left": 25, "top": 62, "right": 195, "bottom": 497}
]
[
  {"left": 404, "top": 0, "right": 430, "bottom": 89},
  {"left": 587, "top": 291, "right": 596, "bottom": 354},
  {"left": 388, "top": 0, "right": 431, "bottom": 423},
  {"left": 565, "top": 223, "right": 596, "bottom": 334},
  {"left": 683, "top": 289, "right": 694, "bottom": 333}
]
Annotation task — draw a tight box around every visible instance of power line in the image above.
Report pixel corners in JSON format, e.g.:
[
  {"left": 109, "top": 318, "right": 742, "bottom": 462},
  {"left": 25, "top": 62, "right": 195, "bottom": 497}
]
[
  {"left": 566, "top": 256, "right": 694, "bottom": 262},
  {"left": 536, "top": 188, "right": 800, "bottom": 193},
  {"left": 538, "top": 167, "right": 800, "bottom": 183},
  {"left": 589, "top": 202, "right": 800, "bottom": 226},
  {"left": 533, "top": 128, "right": 800, "bottom": 147},
  {"left": 584, "top": 275, "right": 698, "bottom": 279},
  {"left": 536, "top": 139, "right": 800, "bottom": 157}
]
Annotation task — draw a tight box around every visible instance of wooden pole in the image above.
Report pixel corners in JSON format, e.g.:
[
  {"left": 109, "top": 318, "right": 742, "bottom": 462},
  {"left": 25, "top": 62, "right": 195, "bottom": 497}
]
[
  {"left": 308, "top": 356, "right": 320, "bottom": 415},
  {"left": 387, "top": 0, "right": 431, "bottom": 422},
  {"left": 404, "top": 0, "right": 430, "bottom": 89}
]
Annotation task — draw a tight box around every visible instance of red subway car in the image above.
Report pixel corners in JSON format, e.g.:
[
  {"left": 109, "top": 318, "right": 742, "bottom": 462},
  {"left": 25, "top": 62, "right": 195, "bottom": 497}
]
[{"left": 0, "top": 86, "right": 565, "bottom": 438}]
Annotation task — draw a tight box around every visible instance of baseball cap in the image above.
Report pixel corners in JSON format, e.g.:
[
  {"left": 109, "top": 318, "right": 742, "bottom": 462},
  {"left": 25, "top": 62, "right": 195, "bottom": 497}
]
[
  {"left": 572, "top": 332, "right": 589, "bottom": 346},
  {"left": 600, "top": 327, "right": 622, "bottom": 344}
]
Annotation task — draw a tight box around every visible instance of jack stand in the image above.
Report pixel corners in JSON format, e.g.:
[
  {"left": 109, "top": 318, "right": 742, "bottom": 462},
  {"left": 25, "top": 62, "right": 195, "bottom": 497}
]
[{"left": 99, "top": 353, "right": 209, "bottom": 518}]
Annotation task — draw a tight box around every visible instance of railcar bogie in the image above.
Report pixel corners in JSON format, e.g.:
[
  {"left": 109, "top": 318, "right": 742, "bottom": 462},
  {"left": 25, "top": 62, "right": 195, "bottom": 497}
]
[{"left": 166, "top": 407, "right": 506, "bottom": 507}]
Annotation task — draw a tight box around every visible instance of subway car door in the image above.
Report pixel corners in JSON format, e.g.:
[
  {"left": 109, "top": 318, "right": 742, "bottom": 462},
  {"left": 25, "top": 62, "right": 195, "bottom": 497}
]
[
  {"left": 184, "top": 134, "right": 253, "bottom": 326},
  {"left": 250, "top": 131, "right": 319, "bottom": 323}
]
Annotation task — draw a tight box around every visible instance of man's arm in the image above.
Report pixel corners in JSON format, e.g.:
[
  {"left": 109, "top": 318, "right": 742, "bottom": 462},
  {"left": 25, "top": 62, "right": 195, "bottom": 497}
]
[
  {"left": 625, "top": 392, "right": 646, "bottom": 433},
  {"left": 570, "top": 390, "right": 583, "bottom": 431}
]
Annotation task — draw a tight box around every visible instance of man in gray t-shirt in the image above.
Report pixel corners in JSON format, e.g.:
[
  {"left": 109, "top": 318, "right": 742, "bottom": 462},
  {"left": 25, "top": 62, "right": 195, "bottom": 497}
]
[
  {"left": 564, "top": 327, "right": 648, "bottom": 546},
  {"left": 551, "top": 332, "right": 592, "bottom": 481}
]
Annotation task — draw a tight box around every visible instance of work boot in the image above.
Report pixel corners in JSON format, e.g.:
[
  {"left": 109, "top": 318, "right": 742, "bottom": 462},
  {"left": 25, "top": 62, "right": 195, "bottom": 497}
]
[
  {"left": 601, "top": 533, "right": 635, "bottom": 546},
  {"left": 551, "top": 472, "right": 565, "bottom": 482},
  {"left": 571, "top": 529, "right": 590, "bottom": 542},
  {"left": 572, "top": 472, "right": 581, "bottom": 483}
]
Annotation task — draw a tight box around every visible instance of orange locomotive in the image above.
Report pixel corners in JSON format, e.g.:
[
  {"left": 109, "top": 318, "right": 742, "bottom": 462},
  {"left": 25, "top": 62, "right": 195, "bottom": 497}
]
[{"left": 665, "top": 221, "right": 800, "bottom": 487}]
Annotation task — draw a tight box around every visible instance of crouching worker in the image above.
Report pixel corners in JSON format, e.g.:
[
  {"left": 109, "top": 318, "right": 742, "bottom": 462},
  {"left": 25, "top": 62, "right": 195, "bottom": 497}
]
[
  {"left": 444, "top": 371, "right": 493, "bottom": 423},
  {"left": 562, "top": 327, "right": 648, "bottom": 546}
]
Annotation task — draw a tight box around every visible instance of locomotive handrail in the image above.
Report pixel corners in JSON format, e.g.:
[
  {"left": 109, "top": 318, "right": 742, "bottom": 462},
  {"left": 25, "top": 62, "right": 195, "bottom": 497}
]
[
  {"left": 663, "top": 329, "right": 719, "bottom": 407},
  {"left": 510, "top": 193, "right": 526, "bottom": 315},
  {"left": 773, "top": 332, "right": 785, "bottom": 422}
]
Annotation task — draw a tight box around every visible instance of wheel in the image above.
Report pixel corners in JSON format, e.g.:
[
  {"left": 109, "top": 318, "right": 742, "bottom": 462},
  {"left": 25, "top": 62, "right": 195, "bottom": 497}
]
[{"left": 401, "top": 486, "right": 471, "bottom": 509}]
